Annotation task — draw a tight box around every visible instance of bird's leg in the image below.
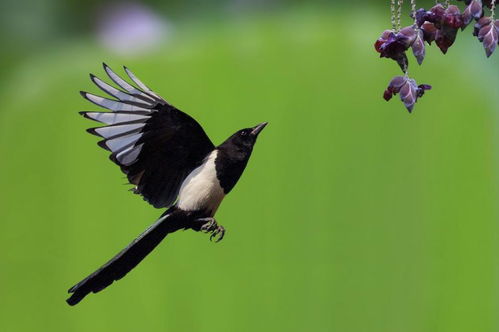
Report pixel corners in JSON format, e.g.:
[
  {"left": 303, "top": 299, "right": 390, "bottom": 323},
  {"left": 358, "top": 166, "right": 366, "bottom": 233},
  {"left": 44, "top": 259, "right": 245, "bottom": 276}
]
[{"left": 190, "top": 217, "right": 225, "bottom": 242}]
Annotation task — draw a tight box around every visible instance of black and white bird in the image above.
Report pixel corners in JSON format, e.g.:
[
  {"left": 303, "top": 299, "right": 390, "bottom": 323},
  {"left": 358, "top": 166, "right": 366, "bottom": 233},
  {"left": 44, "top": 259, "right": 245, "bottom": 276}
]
[{"left": 66, "top": 64, "right": 267, "bottom": 306}]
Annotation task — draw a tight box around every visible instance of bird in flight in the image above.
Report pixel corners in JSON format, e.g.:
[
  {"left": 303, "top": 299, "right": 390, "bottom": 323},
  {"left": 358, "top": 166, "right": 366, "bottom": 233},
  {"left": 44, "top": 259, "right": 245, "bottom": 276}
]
[{"left": 66, "top": 63, "right": 267, "bottom": 306}]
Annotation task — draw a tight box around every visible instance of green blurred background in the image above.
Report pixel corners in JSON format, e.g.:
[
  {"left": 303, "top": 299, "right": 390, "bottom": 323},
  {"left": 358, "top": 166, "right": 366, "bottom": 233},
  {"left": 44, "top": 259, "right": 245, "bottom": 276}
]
[{"left": 1, "top": 0, "right": 499, "bottom": 331}]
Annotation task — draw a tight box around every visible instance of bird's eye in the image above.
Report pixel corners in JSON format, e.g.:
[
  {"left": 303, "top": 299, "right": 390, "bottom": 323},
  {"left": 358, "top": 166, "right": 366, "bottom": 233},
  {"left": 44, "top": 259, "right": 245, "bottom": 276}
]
[{"left": 240, "top": 130, "right": 248, "bottom": 136}]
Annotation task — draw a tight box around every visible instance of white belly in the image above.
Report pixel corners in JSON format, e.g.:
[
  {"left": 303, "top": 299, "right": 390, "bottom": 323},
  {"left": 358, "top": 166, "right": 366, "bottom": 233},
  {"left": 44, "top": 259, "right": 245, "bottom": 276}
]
[{"left": 176, "top": 150, "right": 225, "bottom": 215}]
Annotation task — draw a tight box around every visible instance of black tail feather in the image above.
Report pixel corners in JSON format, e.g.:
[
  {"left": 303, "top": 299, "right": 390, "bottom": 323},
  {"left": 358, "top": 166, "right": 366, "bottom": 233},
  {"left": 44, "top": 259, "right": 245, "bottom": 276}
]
[{"left": 66, "top": 211, "right": 184, "bottom": 306}]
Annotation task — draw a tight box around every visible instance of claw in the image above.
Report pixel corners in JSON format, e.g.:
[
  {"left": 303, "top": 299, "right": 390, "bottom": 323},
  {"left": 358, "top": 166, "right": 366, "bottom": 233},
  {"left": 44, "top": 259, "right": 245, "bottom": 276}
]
[
  {"left": 193, "top": 217, "right": 226, "bottom": 242},
  {"left": 215, "top": 227, "right": 225, "bottom": 242},
  {"left": 210, "top": 225, "right": 225, "bottom": 242}
]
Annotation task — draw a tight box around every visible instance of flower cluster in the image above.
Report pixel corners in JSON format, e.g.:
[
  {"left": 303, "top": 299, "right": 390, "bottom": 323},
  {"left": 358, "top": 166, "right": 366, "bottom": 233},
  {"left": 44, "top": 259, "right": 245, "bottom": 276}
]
[
  {"left": 375, "top": 25, "right": 428, "bottom": 70},
  {"left": 383, "top": 76, "right": 432, "bottom": 112},
  {"left": 413, "top": 4, "right": 465, "bottom": 53},
  {"left": 414, "top": 1, "right": 498, "bottom": 56},
  {"left": 375, "top": 0, "right": 497, "bottom": 113}
]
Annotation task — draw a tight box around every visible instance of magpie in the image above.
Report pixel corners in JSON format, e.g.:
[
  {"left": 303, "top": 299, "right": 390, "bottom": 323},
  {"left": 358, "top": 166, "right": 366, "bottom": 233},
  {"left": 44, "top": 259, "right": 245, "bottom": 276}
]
[{"left": 66, "top": 63, "right": 267, "bottom": 306}]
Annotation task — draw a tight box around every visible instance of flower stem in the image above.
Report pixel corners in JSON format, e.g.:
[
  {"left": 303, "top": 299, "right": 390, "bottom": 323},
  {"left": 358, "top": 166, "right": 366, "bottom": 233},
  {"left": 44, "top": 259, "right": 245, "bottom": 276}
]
[
  {"left": 391, "top": 0, "right": 397, "bottom": 30},
  {"left": 397, "top": 0, "right": 404, "bottom": 31},
  {"left": 411, "top": 0, "right": 418, "bottom": 26}
]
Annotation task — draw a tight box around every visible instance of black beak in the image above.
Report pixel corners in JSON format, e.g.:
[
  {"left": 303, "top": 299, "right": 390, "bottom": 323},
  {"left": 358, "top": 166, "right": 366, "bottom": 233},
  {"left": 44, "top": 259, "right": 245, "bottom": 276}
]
[{"left": 251, "top": 122, "right": 268, "bottom": 136}]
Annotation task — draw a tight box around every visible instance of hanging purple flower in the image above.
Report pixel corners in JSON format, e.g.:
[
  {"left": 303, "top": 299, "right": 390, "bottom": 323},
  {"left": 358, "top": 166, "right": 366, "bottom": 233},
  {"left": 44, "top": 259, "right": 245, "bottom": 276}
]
[
  {"left": 374, "top": 0, "right": 497, "bottom": 113},
  {"left": 375, "top": 30, "right": 408, "bottom": 71},
  {"left": 478, "top": 21, "right": 498, "bottom": 57},
  {"left": 434, "top": 5, "right": 465, "bottom": 53},
  {"left": 375, "top": 30, "right": 402, "bottom": 57},
  {"left": 415, "top": 4, "right": 465, "bottom": 53},
  {"left": 374, "top": 27, "right": 417, "bottom": 71},
  {"left": 412, "top": 29, "right": 426, "bottom": 64},
  {"left": 462, "top": 0, "right": 484, "bottom": 28},
  {"left": 383, "top": 76, "right": 432, "bottom": 112}
]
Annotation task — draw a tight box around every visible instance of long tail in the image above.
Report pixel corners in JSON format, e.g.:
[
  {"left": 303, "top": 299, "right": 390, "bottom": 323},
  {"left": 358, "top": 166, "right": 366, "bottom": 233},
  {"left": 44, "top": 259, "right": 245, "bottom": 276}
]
[{"left": 66, "top": 210, "right": 184, "bottom": 306}]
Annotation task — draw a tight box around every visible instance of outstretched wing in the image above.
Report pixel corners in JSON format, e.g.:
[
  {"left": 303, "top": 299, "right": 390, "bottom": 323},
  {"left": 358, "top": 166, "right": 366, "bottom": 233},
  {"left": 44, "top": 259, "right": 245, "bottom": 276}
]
[{"left": 80, "top": 63, "right": 215, "bottom": 208}]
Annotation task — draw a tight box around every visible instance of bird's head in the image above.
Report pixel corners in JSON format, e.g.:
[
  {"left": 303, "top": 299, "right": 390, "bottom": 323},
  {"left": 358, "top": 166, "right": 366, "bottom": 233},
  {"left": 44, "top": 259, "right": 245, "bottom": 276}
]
[
  {"left": 222, "top": 122, "right": 268, "bottom": 153},
  {"left": 231, "top": 122, "right": 268, "bottom": 149}
]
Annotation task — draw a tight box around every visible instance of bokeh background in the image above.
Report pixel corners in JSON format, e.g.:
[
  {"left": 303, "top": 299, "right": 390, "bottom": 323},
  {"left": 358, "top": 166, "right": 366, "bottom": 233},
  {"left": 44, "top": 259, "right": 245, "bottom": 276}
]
[{"left": 1, "top": 0, "right": 499, "bottom": 331}]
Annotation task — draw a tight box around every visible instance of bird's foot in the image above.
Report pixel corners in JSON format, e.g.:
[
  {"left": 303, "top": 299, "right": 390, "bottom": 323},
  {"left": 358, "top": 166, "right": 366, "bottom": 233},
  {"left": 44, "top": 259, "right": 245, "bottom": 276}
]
[{"left": 193, "top": 218, "right": 225, "bottom": 242}]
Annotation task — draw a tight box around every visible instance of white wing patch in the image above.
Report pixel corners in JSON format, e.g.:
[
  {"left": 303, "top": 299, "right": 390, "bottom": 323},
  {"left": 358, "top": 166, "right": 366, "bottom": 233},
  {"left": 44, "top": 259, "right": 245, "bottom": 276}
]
[
  {"left": 90, "top": 75, "right": 152, "bottom": 105},
  {"left": 124, "top": 67, "right": 164, "bottom": 101},
  {"left": 93, "top": 123, "right": 144, "bottom": 139},
  {"left": 83, "top": 112, "right": 149, "bottom": 125},
  {"left": 105, "top": 132, "right": 143, "bottom": 152},
  {"left": 83, "top": 92, "right": 151, "bottom": 112},
  {"left": 80, "top": 64, "right": 169, "bottom": 168},
  {"left": 103, "top": 64, "right": 157, "bottom": 102}
]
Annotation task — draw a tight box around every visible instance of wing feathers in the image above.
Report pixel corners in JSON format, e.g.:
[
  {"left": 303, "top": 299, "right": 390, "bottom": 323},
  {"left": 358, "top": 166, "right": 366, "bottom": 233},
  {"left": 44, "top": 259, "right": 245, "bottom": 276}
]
[
  {"left": 80, "top": 65, "right": 158, "bottom": 166},
  {"left": 102, "top": 63, "right": 159, "bottom": 103},
  {"left": 80, "top": 111, "right": 149, "bottom": 125},
  {"left": 101, "top": 132, "right": 143, "bottom": 153},
  {"left": 81, "top": 92, "right": 153, "bottom": 112},
  {"left": 90, "top": 74, "right": 155, "bottom": 105},
  {"left": 89, "top": 123, "right": 145, "bottom": 139},
  {"left": 116, "top": 143, "right": 144, "bottom": 166},
  {"left": 80, "top": 64, "right": 215, "bottom": 209},
  {"left": 124, "top": 66, "right": 164, "bottom": 101}
]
